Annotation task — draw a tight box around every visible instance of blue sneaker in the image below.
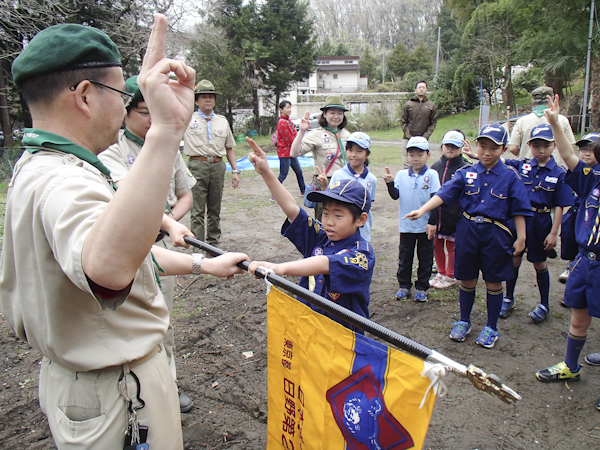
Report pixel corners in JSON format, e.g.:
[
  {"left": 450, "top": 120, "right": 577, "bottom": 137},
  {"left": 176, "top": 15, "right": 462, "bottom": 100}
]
[
  {"left": 395, "top": 288, "right": 410, "bottom": 299},
  {"left": 529, "top": 304, "right": 549, "bottom": 323},
  {"left": 414, "top": 289, "right": 427, "bottom": 302},
  {"left": 476, "top": 326, "right": 499, "bottom": 348},
  {"left": 449, "top": 321, "right": 471, "bottom": 342},
  {"left": 499, "top": 297, "right": 515, "bottom": 318}
]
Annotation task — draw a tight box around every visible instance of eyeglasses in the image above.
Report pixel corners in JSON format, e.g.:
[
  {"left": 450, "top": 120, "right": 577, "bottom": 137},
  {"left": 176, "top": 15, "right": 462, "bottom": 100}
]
[{"left": 70, "top": 80, "right": 134, "bottom": 107}]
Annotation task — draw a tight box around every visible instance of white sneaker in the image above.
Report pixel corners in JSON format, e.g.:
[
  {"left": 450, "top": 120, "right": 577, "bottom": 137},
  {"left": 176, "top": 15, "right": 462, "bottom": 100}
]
[
  {"left": 558, "top": 269, "right": 569, "bottom": 284},
  {"left": 429, "top": 273, "right": 443, "bottom": 287},
  {"left": 436, "top": 275, "right": 457, "bottom": 289}
]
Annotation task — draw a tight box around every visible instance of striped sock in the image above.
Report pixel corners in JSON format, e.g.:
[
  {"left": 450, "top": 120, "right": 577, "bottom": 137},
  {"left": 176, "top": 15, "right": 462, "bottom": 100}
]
[
  {"left": 486, "top": 288, "right": 504, "bottom": 330},
  {"left": 565, "top": 332, "right": 586, "bottom": 372},
  {"left": 459, "top": 285, "right": 476, "bottom": 323}
]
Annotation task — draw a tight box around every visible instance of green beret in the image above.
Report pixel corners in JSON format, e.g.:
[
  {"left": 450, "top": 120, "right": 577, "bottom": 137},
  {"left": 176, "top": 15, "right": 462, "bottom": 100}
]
[
  {"left": 320, "top": 95, "right": 348, "bottom": 111},
  {"left": 125, "top": 75, "right": 144, "bottom": 105},
  {"left": 12, "top": 24, "right": 121, "bottom": 86},
  {"left": 194, "top": 79, "right": 220, "bottom": 95}
]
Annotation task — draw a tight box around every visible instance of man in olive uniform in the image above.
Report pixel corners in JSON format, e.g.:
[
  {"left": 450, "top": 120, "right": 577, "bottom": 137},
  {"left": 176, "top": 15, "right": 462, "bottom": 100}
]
[
  {"left": 401, "top": 80, "right": 438, "bottom": 168},
  {"left": 0, "top": 16, "right": 247, "bottom": 449},
  {"left": 98, "top": 75, "right": 197, "bottom": 413},
  {"left": 183, "top": 80, "right": 240, "bottom": 247}
]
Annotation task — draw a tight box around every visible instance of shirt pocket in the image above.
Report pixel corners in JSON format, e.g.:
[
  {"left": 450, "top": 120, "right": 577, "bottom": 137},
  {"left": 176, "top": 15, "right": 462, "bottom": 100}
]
[
  {"left": 539, "top": 178, "right": 558, "bottom": 192},
  {"left": 490, "top": 188, "right": 508, "bottom": 215},
  {"left": 213, "top": 129, "right": 227, "bottom": 145},
  {"left": 321, "top": 142, "right": 338, "bottom": 161}
]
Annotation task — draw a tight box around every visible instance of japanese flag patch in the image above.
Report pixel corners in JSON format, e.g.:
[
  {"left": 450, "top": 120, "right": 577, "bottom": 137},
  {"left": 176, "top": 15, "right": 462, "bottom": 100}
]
[{"left": 466, "top": 172, "right": 477, "bottom": 179}]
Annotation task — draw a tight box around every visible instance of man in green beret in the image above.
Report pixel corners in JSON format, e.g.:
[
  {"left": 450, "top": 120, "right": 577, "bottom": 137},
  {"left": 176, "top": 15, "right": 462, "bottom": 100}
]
[
  {"left": 507, "top": 85, "right": 576, "bottom": 164},
  {"left": 183, "top": 79, "right": 240, "bottom": 247},
  {"left": 1, "top": 15, "right": 248, "bottom": 449},
  {"left": 98, "top": 74, "right": 197, "bottom": 413}
]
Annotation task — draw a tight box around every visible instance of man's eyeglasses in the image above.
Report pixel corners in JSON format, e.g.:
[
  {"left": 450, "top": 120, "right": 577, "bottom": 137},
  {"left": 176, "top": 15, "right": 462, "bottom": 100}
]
[{"left": 70, "top": 80, "right": 134, "bottom": 107}]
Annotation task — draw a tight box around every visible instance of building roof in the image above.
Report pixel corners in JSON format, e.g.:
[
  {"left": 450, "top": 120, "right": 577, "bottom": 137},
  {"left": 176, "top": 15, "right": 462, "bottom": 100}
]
[
  {"left": 316, "top": 56, "right": 360, "bottom": 61},
  {"left": 317, "top": 64, "right": 361, "bottom": 72}
]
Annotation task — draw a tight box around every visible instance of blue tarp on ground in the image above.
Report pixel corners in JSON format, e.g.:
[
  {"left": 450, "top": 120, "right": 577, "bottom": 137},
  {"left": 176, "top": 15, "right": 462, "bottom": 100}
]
[{"left": 226, "top": 155, "right": 314, "bottom": 172}]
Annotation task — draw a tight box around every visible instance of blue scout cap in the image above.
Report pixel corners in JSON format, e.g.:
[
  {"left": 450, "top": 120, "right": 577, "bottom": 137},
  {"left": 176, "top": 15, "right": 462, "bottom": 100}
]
[
  {"left": 476, "top": 124, "right": 507, "bottom": 145},
  {"left": 307, "top": 179, "right": 371, "bottom": 213},
  {"left": 441, "top": 130, "right": 465, "bottom": 148},
  {"left": 528, "top": 124, "right": 554, "bottom": 142},
  {"left": 406, "top": 136, "right": 429, "bottom": 152},
  {"left": 12, "top": 24, "right": 121, "bottom": 86},
  {"left": 576, "top": 133, "right": 600, "bottom": 147},
  {"left": 347, "top": 131, "right": 371, "bottom": 150}
]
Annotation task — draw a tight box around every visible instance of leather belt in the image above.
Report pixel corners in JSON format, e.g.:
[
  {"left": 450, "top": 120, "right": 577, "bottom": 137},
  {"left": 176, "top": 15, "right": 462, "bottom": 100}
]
[
  {"left": 532, "top": 206, "right": 551, "bottom": 213},
  {"left": 190, "top": 155, "right": 222, "bottom": 162},
  {"left": 91, "top": 345, "right": 161, "bottom": 373}
]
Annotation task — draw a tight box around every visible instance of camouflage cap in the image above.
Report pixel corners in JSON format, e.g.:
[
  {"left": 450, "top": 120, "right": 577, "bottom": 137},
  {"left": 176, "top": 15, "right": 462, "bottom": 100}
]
[{"left": 12, "top": 24, "right": 121, "bottom": 86}]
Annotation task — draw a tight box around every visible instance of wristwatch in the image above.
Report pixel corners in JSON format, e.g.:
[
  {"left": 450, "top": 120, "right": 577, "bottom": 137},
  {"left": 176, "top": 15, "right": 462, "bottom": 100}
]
[
  {"left": 232, "top": 169, "right": 241, "bottom": 174},
  {"left": 192, "top": 253, "right": 204, "bottom": 275}
]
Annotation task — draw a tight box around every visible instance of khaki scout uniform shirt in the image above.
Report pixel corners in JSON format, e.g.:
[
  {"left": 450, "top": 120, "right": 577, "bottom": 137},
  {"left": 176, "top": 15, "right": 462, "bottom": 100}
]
[
  {"left": 182, "top": 112, "right": 235, "bottom": 157},
  {"left": 300, "top": 127, "right": 350, "bottom": 176},
  {"left": 100, "top": 130, "right": 196, "bottom": 209},
  {"left": 0, "top": 148, "right": 169, "bottom": 372},
  {"left": 508, "top": 112, "right": 576, "bottom": 165}
]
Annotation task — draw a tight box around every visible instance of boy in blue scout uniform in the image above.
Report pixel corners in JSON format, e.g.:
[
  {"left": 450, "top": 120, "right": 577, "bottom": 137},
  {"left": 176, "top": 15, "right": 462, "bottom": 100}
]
[
  {"left": 498, "top": 124, "right": 574, "bottom": 322},
  {"left": 246, "top": 138, "right": 375, "bottom": 333},
  {"left": 536, "top": 97, "right": 600, "bottom": 408},
  {"left": 383, "top": 136, "right": 441, "bottom": 302},
  {"left": 404, "top": 124, "right": 532, "bottom": 348}
]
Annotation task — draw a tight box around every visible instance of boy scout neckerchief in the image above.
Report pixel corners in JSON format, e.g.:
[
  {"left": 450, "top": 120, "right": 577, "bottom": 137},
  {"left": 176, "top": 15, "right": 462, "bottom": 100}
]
[
  {"left": 532, "top": 105, "right": 548, "bottom": 118},
  {"left": 23, "top": 128, "right": 112, "bottom": 177},
  {"left": 199, "top": 110, "right": 215, "bottom": 144},
  {"left": 324, "top": 125, "right": 348, "bottom": 164},
  {"left": 124, "top": 127, "right": 144, "bottom": 146}
]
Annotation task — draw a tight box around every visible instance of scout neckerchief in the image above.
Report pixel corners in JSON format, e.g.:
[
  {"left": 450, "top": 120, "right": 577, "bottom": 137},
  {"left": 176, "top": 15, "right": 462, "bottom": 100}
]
[
  {"left": 122, "top": 128, "right": 173, "bottom": 215},
  {"left": 23, "top": 128, "right": 112, "bottom": 177},
  {"left": 324, "top": 125, "right": 348, "bottom": 165},
  {"left": 531, "top": 105, "right": 548, "bottom": 118},
  {"left": 199, "top": 110, "right": 215, "bottom": 144},
  {"left": 347, "top": 163, "right": 369, "bottom": 179}
]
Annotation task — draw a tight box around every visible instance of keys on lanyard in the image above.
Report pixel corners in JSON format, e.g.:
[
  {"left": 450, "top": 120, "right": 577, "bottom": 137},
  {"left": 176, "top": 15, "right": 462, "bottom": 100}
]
[{"left": 120, "top": 370, "right": 150, "bottom": 450}]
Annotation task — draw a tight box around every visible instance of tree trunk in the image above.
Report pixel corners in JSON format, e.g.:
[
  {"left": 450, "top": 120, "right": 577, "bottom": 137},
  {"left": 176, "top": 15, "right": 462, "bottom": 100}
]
[
  {"left": 591, "top": 56, "right": 600, "bottom": 130},
  {"left": 502, "top": 65, "right": 514, "bottom": 111},
  {"left": 275, "top": 93, "right": 280, "bottom": 120},
  {"left": 253, "top": 88, "right": 261, "bottom": 135},
  {"left": 545, "top": 70, "right": 564, "bottom": 97},
  {"left": 0, "top": 68, "right": 14, "bottom": 147}
]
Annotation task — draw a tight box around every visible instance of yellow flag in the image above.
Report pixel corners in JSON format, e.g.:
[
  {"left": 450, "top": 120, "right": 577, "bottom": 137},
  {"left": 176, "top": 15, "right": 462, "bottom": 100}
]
[{"left": 267, "top": 287, "right": 436, "bottom": 450}]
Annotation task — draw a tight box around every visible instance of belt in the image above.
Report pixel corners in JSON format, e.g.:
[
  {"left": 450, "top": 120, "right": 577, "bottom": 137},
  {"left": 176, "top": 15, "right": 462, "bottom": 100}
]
[
  {"left": 463, "top": 211, "right": 512, "bottom": 235},
  {"left": 532, "top": 206, "right": 551, "bottom": 213},
  {"left": 580, "top": 247, "right": 600, "bottom": 261},
  {"left": 190, "top": 155, "right": 222, "bottom": 162},
  {"left": 91, "top": 345, "right": 161, "bottom": 373}
]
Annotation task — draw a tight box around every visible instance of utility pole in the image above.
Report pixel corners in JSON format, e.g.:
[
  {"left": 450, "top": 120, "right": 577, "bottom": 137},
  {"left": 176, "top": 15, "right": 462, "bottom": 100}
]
[
  {"left": 434, "top": 27, "right": 441, "bottom": 83},
  {"left": 581, "top": 0, "right": 595, "bottom": 135}
]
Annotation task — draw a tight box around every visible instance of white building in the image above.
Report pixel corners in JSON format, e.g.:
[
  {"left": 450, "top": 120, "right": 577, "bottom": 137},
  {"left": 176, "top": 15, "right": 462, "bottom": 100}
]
[{"left": 313, "top": 56, "right": 365, "bottom": 93}]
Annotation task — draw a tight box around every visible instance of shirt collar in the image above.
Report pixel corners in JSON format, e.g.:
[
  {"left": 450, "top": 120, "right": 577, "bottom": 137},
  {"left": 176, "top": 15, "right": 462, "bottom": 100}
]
[
  {"left": 532, "top": 156, "right": 556, "bottom": 169},
  {"left": 475, "top": 160, "right": 503, "bottom": 175},
  {"left": 198, "top": 110, "right": 215, "bottom": 120},
  {"left": 346, "top": 163, "right": 369, "bottom": 179},
  {"left": 409, "top": 165, "right": 428, "bottom": 176},
  {"left": 325, "top": 229, "right": 363, "bottom": 249}
]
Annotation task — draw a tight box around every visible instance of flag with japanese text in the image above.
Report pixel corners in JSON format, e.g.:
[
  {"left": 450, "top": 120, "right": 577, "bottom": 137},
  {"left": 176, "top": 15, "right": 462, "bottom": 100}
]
[{"left": 267, "top": 287, "right": 437, "bottom": 450}]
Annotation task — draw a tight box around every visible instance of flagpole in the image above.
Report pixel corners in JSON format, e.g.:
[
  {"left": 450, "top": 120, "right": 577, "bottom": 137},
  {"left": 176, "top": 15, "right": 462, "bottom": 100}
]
[{"left": 184, "top": 236, "right": 521, "bottom": 404}]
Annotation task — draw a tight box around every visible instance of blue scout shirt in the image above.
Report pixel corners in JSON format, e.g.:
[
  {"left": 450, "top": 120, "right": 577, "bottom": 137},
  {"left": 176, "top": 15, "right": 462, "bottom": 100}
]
[
  {"left": 436, "top": 161, "right": 532, "bottom": 222},
  {"left": 504, "top": 156, "right": 573, "bottom": 210},
  {"left": 330, "top": 164, "right": 378, "bottom": 242},
  {"left": 395, "top": 166, "right": 441, "bottom": 233},
  {"left": 282, "top": 208, "right": 375, "bottom": 333},
  {"left": 565, "top": 161, "right": 600, "bottom": 253}
]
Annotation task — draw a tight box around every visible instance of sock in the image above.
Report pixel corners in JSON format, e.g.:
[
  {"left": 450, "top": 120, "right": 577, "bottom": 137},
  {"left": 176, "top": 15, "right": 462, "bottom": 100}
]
[
  {"left": 486, "top": 288, "right": 504, "bottom": 330},
  {"left": 536, "top": 267, "right": 550, "bottom": 308},
  {"left": 459, "top": 285, "right": 476, "bottom": 323},
  {"left": 565, "top": 332, "right": 586, "bottom": 372},
  {"left": 504, "top": 267, "right": 519, "bottom": 300}
]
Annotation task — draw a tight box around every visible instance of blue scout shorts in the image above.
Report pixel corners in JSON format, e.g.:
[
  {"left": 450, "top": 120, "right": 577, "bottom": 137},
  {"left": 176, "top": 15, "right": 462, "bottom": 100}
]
[{"left": 563, "top": 250, "right": 600, "bottom": 317}]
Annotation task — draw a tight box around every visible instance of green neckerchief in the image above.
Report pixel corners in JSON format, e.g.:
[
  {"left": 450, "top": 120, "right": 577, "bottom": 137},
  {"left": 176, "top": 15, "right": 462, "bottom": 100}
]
[
  {"left": 323, "top": 125, "right": 347, "bottom": 166},
  {"left": 151, "top": 251, "right": 166, "bottom": 289},
  {"left": 124, "top": 127, "right": 145, "bottom": 146},
  {"left": 122, "top": 127, "right": 172, "bottom": 214},
  {"left": 23, "top": 128, "right": 112, "bottom": 177},
  {"left": 532, "top": 105, "right": 548, "bottom": 118}
]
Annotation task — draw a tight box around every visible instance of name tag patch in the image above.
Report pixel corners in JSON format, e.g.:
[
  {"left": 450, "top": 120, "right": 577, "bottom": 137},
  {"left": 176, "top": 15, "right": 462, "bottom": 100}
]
[{"left": 545, "top": 176, "right": 558, "bottom": 183}]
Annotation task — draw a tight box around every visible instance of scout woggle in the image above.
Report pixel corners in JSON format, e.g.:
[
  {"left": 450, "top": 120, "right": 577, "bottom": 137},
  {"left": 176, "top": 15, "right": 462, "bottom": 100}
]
[{"left": 183, "top": 236, "right": 522, "bottom": 404}]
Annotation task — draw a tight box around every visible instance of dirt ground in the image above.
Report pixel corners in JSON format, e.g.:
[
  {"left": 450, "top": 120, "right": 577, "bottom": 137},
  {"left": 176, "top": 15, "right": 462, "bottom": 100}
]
[{"left": 2, "top": 143, "right": 600, "bottom": 449}]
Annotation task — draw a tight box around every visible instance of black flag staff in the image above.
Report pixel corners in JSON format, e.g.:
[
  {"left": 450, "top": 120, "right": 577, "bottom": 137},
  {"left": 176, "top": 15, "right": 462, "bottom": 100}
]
[{"left": 184, "top": 236, "right": 521, "bottom": 404}]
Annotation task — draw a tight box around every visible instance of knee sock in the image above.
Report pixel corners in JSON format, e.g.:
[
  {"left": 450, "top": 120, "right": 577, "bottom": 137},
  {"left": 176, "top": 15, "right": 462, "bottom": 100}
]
[
  {"left": 565, "top": 332, "right": 586, "bottom": 371},
  {"left": 504, "top": 267, "right": 519, "bottom": 300},
  {"left": 459, "top": 285, "right": 476, "bottom": 323},
  {"left": 486, "top": 288, "right": 504, "bottom": 331},
  {"left": 536, "top": 267, "right": 550, "bottom": 308}
]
